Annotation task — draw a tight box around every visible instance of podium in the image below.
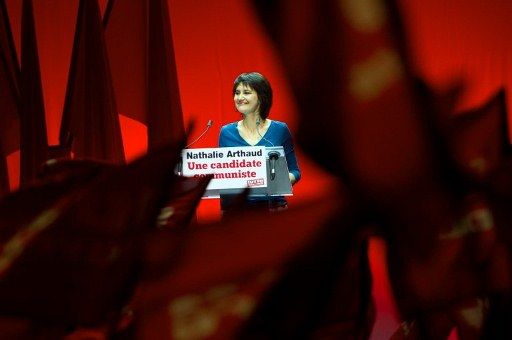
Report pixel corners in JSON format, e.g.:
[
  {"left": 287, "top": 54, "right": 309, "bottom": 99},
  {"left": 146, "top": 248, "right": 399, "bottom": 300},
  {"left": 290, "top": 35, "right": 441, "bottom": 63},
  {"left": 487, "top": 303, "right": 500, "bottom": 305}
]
[{"left": 180, "top": 146, "right": 293, "bottom": 199}]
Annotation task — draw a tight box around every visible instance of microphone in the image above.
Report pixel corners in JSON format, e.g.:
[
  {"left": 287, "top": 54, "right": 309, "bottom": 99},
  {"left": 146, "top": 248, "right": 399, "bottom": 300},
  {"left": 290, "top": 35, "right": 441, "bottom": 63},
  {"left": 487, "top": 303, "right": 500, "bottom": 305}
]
[
  {"left": 256, "top": 118, "right": 274, "bottom": 146},
  {"left": 177, "top": 120, "right": 213, "bottom": 176},
  {"left": 185, "top": 119, "right": 213, "bottom": 149},
  {"left": 268, "top": 151, "right": 280, "bottom": 180}
]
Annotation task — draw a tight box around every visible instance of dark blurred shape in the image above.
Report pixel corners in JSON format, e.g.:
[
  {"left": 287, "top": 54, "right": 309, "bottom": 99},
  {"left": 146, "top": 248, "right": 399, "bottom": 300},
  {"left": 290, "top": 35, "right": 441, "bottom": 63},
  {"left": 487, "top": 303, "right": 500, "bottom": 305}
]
[
  {"left": 60, "top": 0, "right": 125, "bottom": 164},
  {"left": 251, "top": 1, "right": 449, "bottom": 232},
  {"left": 481, "top": 294, "right": 512, "bottom": 339},
  {"left": 19, "top": 0, "right": 48, "bottom": 186},
  {"left": 104, "top": 0, "right": 186, "bottom": 149},
  {"left": 239, "top": 205, "right": 375, "bottom": 339},
  {"left": 0, "top": 132, "right": 10, "bottom": 196},
  {"left": 37, "top": 158, "right": 114, "bottom": 186},
  {"left": 252, "top": 0, "right": 438, "bottom": 190},
  {"left": 46, "top": 132, "right": 74, "bottom": 163},
  {"left": 386, "top": 89, "right": 511, "bottom": 338},
  {"left": 158, "top": 175, "right": 213, "bottom": 230},
  {"left": 251, "top": 0, "right": 512, "bottom": 338},
  {"left": 0, "top": 0, "right": 20, "bottom": 195},
  {"left": 0, "top": 142, "right": 182, "bottom": 329},
  {"left": 446, "top": 90, "right": 512, "bottom": 193},
  {"left": 132, "top": 195, "right": 339, "bottom": 338}
]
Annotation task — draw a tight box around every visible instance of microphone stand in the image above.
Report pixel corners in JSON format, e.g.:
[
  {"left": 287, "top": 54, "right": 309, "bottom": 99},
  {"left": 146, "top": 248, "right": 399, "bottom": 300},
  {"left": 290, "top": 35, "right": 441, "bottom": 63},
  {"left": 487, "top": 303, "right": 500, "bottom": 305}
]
[
  {"left": 176, "top": 120, "right": 213, "bottom": 176},
  {"left": 185, "top": 119, "right": 213, "bottom": 149}
]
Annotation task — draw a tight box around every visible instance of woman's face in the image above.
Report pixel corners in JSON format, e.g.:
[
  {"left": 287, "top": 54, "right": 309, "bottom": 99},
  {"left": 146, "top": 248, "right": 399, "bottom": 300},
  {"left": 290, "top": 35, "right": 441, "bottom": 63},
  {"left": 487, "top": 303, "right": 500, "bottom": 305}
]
[{"left": 234, "top": 83, "right": 260, "bottom": 116}]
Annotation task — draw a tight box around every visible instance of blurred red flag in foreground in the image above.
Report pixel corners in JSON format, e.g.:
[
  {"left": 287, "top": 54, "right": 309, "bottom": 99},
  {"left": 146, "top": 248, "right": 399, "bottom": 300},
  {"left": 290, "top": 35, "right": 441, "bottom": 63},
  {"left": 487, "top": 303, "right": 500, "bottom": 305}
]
[
  {"left": 389, "top": 89, "right": 512, "bottom": 338},
  {"left": 252, "top": 0, "right": 512, "bottom": 338},
  {"left": 0, "top": 143, "right": 182, "bottom": 333},
  {"left": 158, "top": 175, "right": 213, "bottom": 230},
  {"left": 128, "top": 189, "right": 379, "bottom": 339}
]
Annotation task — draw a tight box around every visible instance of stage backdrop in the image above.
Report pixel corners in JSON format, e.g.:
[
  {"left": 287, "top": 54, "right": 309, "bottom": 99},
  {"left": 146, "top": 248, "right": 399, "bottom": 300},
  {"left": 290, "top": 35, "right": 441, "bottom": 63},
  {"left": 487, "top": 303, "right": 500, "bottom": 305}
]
[{"left": 4, "top": 0, "right": 512, "bottom": 221}]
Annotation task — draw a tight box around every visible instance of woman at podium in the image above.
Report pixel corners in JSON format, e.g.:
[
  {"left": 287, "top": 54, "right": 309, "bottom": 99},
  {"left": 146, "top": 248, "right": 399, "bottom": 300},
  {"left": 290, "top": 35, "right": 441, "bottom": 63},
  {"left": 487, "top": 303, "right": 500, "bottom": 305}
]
[{"left": 218, "top": 72, "right": 301, "bottom": 212}]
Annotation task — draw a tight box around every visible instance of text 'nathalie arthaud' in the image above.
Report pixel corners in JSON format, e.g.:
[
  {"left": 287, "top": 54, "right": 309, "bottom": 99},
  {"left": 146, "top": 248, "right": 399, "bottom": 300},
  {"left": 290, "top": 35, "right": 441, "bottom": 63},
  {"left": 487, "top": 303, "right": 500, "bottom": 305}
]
[{"left": 185, "top": 148, "right": 263, "bottom": 159}]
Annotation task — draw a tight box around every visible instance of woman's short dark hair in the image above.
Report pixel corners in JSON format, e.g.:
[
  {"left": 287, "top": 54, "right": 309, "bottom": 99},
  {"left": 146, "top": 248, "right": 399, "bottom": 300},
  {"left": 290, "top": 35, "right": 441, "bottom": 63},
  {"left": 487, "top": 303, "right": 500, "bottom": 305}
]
[{"left": 233, "top": 72, "right": 273, "bottom": 119}]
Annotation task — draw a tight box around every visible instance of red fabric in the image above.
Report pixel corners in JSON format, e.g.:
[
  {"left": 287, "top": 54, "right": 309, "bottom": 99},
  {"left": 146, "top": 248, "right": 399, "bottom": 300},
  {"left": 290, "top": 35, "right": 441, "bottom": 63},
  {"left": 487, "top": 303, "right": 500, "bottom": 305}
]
[
  {"left": 1, "top": 0, "right": 512, "bottom": 337},
  {"left": 0, "top": 0, "right": 510, "bottom": 216},
  {"left": 103, "top": 0, "right": 146, "bottom": 124},
  {"left": 7, "top": 0, "right": 79, "bottom": 148},
  {"left": 19, "top": 0, "right": 48, "bottom": 186},
  {"left": 252, "top": 0, "right": 444, "bottom": 205},
  {"left": 239, "top": 214, "right": 375, "bottom": 339},
  {"left": 0, "top": 143, "right": 181, "bottom": 327},
  {"left": 397, "top": 0, "right": 512, "bottom": 133},
  {"left": 251, "top": 1, "right": 512, "bottom": 338},
  {"left": 135, "top": 271, "right": 277, "bottom": 340},
  {"left": 390, "top": 297, "right": 489, "bottom": 339},
  {"left": 159, "top": 175, "right": 213, "bottom": 230},
  {"left": 146, "top": 0, "right": 185, "bottom": 148},
  {"left": 60, "top": 0, "right": 124, "bottom": 164},
  {"left": 446, "top": 89, "right": 508, "bottom": 183},
  {"left": 386, "top": 88, "right": 512, "bottom": 335},
  {"left": 0, "top": 157, "right": 8, "bottom": 196},
  {"left": 37, "top": 158, "right": 113, "bottom": 184},
  {"left": 388, "top": 194, "right": 496, "bottom": 312},
  {"left": 0, "top": 0, "right": 19, "bottom": 194},
  {"left": 133, "top": 196, "right": 339, "bottom": 338},
  {"left": 105, "top": 0, "right": 185, "bottom": 149},
  {"left": 0, "top": 178, "right": 97, "bottom": 279}
]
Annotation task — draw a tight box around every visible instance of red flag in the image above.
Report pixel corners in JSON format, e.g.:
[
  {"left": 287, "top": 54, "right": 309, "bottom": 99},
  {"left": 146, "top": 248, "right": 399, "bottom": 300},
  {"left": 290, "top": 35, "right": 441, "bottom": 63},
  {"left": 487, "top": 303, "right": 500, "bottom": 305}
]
[
  {"left": 0, "top": 155, "right": 8, "bottom": 196},
  {"left": 0, "top": 0, "right": 20, "bottom": 156},
  {"left": 445, "top": 90, "right": 512, "bottom": 190},
  {"left": 131, "top": 195, "right": 341, "bottom": 339},
  {"left": 0, "top": 0, "right": 20, "bottom": 194},
  {"left": 239, "top": 214, "right": 375, "bottom": 339},
  {"left": 251, "top": 2, "right": 461, "bottom": 266},
  {"left": 0, "top": 317, "right": 35, "bottom": 339},
  {"left": 385, "top": 88, "right": 512, "bottom": 336},
  {"left": 104, "top": 0, "right": 185, "bottom": 149},
  {"left": 479, "top": 294, "right": 512, "bottom": 339},
  {"left": 60, "top": 0, "right": 125, "bottom": 164},
  {"left": 251, "top": 1, "right": 509, "bottom": 338},
  {"left": 0, "top": 142, "right": 182, "bottom": 327},
  {"left": 37, "top": 158, "right": 114, "bottom": 185},
  {"left": 253, "top": 0, "right": 442, "bottom": 200},
  {"left": 445, "top": 90, "right": 512, "bottom": 338},
  {"left": 158, "top": 175, "right": 213, "bottom": 230},
  {"left": 0, "top": 172, "right": 104, "bottom": 279},
  {"left": 19, "top": 0, "right": 49, "bottom": 186}
]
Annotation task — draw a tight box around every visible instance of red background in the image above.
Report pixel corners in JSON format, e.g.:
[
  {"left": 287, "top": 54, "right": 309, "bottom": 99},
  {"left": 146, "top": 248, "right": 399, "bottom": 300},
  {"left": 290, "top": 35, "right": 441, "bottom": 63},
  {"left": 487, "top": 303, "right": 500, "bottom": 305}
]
[{"left": 5, "top": 0, "right": 512, "bottom": 222}]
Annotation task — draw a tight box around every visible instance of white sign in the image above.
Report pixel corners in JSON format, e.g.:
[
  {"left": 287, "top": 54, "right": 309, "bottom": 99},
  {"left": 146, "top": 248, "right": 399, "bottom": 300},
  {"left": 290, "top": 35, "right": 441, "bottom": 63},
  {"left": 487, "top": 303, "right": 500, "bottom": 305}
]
[{"left": 181, "top": 146, "right": 267, "bottom": 190}]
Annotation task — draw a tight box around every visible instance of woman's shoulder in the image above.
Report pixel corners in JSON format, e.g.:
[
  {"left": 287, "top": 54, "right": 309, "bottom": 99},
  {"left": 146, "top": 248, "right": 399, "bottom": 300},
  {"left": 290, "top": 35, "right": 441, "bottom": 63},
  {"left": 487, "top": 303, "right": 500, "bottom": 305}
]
[
  {"left": 220, "top": 121, "right": 238, "bottom": 132},
  {"left": 269, "top": 119, "right": 290, "bottom": 131}
]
